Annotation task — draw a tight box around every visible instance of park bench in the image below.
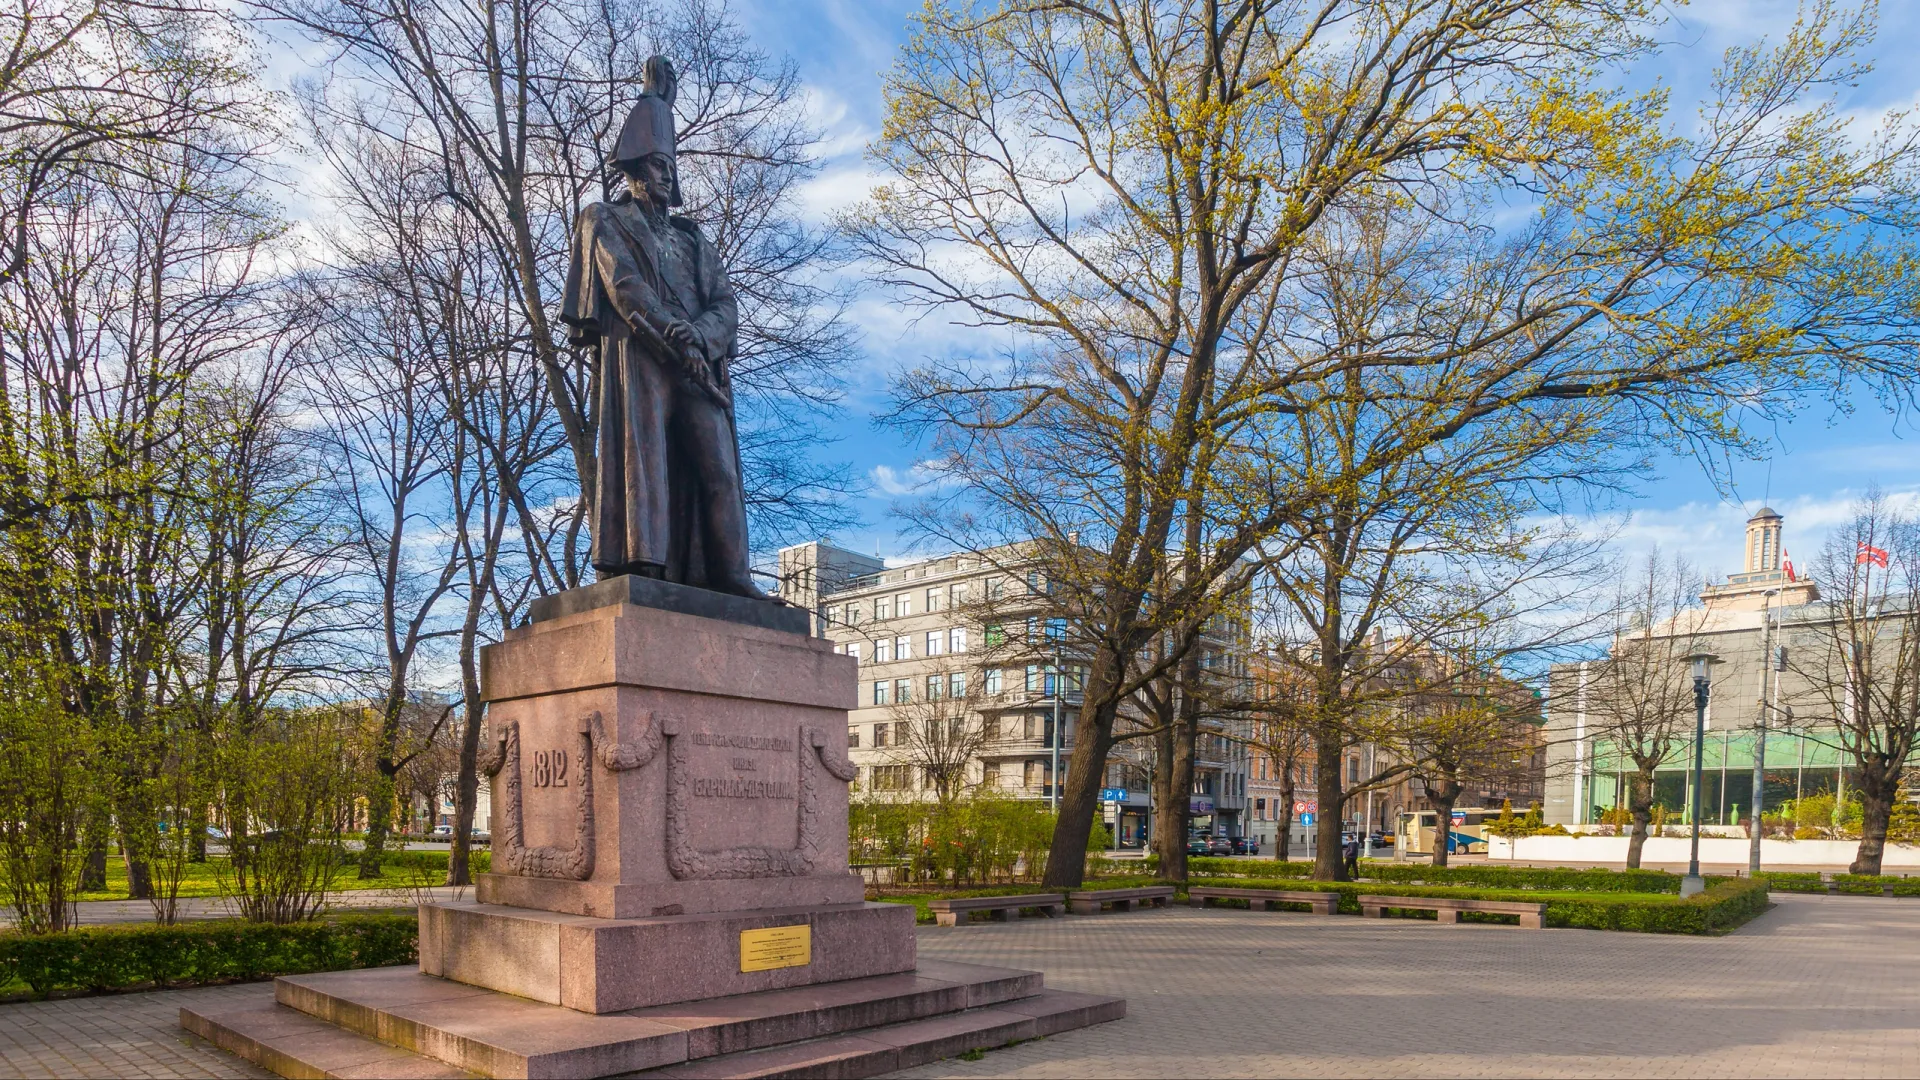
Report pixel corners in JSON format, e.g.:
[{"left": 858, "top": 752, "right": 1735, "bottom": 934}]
[
  {"left": 1188, "top": 886, "right": 1338, "bottom": 915},
  {"left": 1358, "top": 894, "right": 1547, "bottom": 929},
  {"left": 1068, "top": 885, "right": 1176, "bottom": 915},
  {"left": 927, "top": 893, "right": 1066, "bottom": 926}
]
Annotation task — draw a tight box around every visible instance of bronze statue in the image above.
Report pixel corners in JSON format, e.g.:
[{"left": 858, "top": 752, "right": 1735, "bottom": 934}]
[{"left": 561, "top": 56, "right": 764, "bottom": 599}]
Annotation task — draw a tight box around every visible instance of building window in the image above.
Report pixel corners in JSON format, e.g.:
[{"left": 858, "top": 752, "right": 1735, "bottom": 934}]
[
  {"left": 842, "top": 603, "right": 859, "bottom": 626},
  {"left": 1045, "top": 616, "right": 1066, "bottom": 641},
  {"left": 843, "top": 642, "right": 862, "bottom": 663},
  {"left": 949, "top": 671, "right": 967, "bottom": 698},
  {"left": 984, "top": 623, "right": 1006, "bottom": 647},
  {"left": 848, "top": 727, "right": 861, "bottom": 748},
  {"left": 894, "top": 678, "right": 911, "bottom": 704},
  {"left": 895, "top": 592, "right": 912, "bottom": 617},
  {"left": 926, "top": 674, "right": 944, "bottom": 701},
  {"left": 982, "top": 762, "right": 1000, "bottom": 788},
  {"left": 925, "top": 630, "right": 946, "bottom": 656},
  {"left": 925, "top": 587, "right": 942, "bottom": 612},
  {"left": 872, "top": 681, "right": 889, "bottom": 706},
  {"left": 872, "top": 722, "right": 890, "bottom": 747},
  {"left": 871, "top": 764, "right": 911, "bottom": 791},
  {"left": 1347, "top": 757, "right": 1359, "bottom": 783},
  {"left": 874, "top": 596, "right": 890, "bottom": 620},
  {"left": 1027, "top": 571, "right": 1046, "bottom": 594},
  {"left": 949, "top": 627, "right": 967, "bottom": 653},
  {"left": 984, "top": 668, "right": 1003, "bottom": 695},
  {"left": 987, "top": 578, "right": 1005, "bottom": 600},
  {"left": 874, "top": 638, "right": 892, "bottom": 663},
  {"left": 1026, "top": 666, "right": 1057, "bottom": 695},
  {"left": 1024, "top": 760, "right": 1050, "bottom": 789},
  {"left": 895, "top": 635, "right": 911, "bottom": 660},
  {"left": 951, "top": 582, "right": 970, "bottom": 606}
]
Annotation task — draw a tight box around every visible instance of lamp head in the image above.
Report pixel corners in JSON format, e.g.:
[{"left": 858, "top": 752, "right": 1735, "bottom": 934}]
[{"left": 1687, "top": 650, "right": 1720, "bottom": 682}]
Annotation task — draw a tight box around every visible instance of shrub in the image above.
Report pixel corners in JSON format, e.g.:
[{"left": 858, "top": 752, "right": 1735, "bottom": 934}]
[{"left": 0, "top": 913, "right": 416, "bottom": 1000}]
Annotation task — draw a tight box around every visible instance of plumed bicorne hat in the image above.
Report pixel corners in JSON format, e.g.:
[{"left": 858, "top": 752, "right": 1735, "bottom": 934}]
[{"left": 612, "top": 56, "right": 682, "bottom": 206}]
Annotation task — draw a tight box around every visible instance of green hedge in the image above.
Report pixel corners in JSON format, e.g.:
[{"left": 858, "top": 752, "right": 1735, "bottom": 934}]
[
  {"left": 1830, "top": 873, "right": 1920, "bottom": 896},
  {"left": 1186, "top": 875, "right": 1770, "bottom": 934},
  {"left": 0, "top": 914, "right": 417, "bottom": 1000},
  {"left": 1186, "top": 858, "right": 1683, "bottom": 893},
  {"left": 876, "top": 875, "right": 1167, "bottom": 924},
  {"left": 1754, "top": 872, "right": 1825, "bottom": 893}
]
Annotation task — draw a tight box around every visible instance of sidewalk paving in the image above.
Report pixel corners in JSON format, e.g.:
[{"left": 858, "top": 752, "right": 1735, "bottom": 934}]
[{"left": 0, "top": 892, "right": 1913, "bottom": 1078}]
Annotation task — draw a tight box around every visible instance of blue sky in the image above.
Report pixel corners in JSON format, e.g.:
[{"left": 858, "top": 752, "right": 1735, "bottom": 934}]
[{"left": 734, "top": 0, "right": 1920, "bottom": 585}]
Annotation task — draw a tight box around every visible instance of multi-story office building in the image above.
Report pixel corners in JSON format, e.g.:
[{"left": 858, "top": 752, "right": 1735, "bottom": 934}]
[
  {"left": 1543, "top": 507, "right": 1850, "bottom": 826},
  {"left": 777, "top": 540, "right": 1253, "bottom": 846}
]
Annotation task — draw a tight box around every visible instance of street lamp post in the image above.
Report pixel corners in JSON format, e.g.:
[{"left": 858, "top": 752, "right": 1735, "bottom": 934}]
[
  {"left": 1683, "top": 651, "right": 1719, "bottom": 898},
  {"left": 1750, "top": 592, "right": 1779, "bottom": 875},
  {"left": 1050, "top": 638, "right": 1063, "bottom": 813}
]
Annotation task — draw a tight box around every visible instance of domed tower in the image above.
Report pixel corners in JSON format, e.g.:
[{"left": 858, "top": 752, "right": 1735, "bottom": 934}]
[
  {"left": 1702, "top": 505, "right": 1818, "bottom": 611},
  {"left": 1744, "top": 506, "right": 1783, "bottom": 574}
]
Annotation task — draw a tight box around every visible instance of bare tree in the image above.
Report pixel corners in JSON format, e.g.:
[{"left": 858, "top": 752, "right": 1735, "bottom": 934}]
[
  {"left": 879, "top": 683, "right": 995, "bottom": 807},
  {"left": 1790, "top": 492, "right": 1920, "bottom": 875},
  {"left": 1582, "top": 552, "right": 1711, "bottom": 868},
  {"left": 263, "top": 0, "right": 852, "bottom": 568}
]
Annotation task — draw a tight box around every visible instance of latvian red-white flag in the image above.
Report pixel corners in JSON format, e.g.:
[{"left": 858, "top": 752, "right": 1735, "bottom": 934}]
[
  {"left": 1783, "top": 550, "right": 1796, "bottom": 581},
  {"left": 1858, "top": 541, "right": 1890, "bottom": 568}
]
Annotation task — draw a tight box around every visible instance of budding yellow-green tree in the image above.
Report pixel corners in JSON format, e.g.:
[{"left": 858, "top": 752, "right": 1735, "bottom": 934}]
[{"left": 849, "top": 0, "right": 1920, "bottom": 888}]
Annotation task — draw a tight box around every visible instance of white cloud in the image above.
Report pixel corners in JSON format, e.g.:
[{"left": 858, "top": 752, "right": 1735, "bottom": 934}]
[
  {"left": 1579, "top": 487, "right": 1920, "bottom": 583},
  {"left": 868, "top": 459, "right": 955, "bottom": 496}
]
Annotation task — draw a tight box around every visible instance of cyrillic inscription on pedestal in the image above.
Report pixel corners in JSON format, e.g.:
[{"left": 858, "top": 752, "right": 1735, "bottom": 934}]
[{"left": 739, "top": 924, "right": 810, "bottom": 971}]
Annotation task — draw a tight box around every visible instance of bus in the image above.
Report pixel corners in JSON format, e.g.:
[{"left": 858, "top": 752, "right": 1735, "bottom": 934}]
[{"left": 1396, "top": 808, "right": 1499, "bottom": 856}]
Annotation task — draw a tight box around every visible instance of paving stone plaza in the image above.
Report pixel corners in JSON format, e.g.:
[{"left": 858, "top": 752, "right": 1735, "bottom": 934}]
[{"left": 2, "top": 892, "right": 1914, "bottom": 1079}]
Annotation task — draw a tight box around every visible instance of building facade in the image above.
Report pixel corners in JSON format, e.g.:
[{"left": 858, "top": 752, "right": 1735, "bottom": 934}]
[
  {"left": 778, "top": 541, "right": 1253, "bottom": 847},
  {"left": 1543, "top": 507, "right": 1842, "bottom": 827}
]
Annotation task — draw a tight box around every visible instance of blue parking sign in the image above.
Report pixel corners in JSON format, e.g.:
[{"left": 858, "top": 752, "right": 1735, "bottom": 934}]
[
  {"left": 1300, "top": 812, "right": 1316, "bottom": 826},
  {"left": 1099, "top": 787, "right": 1129, "bottom": 802}
]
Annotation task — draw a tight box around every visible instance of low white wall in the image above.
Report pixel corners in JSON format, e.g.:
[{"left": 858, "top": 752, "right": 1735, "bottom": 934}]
[{"left": 1485, "top": 833, "right": 1920, "bottom": 868}]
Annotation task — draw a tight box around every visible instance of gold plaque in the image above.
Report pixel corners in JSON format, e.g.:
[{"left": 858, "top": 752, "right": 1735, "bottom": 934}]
[{"left": 739, "top": 924, "right": 811, "bottom": 972}]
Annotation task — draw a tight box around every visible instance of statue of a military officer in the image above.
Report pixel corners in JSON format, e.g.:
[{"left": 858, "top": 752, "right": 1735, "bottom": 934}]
[{"left": 561, "top": 56, "right": 764, "bottom": 599}]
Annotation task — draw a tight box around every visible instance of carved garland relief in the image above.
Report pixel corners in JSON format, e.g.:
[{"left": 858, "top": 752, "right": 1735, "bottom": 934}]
[{"left": 480, "top": 710, "right": 853, "bottom": 882}]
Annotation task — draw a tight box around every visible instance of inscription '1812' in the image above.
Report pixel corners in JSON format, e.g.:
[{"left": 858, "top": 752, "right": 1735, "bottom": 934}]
[{"left": 530, "top": 749, "right": 569, "bottom": 787}]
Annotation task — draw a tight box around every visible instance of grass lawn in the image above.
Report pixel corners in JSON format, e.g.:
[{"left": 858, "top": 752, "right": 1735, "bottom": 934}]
[{"left": 6, "top": 850, "right": 474, "bottom": 905}]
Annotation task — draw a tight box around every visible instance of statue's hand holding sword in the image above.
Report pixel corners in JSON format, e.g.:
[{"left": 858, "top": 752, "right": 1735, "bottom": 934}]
[{"left": 626, "top": 308, "right": 730, "bottom": 408}]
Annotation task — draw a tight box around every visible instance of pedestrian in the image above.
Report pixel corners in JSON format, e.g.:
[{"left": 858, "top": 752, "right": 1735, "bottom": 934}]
[{"left": 1342, "top": 834, "right": 1360, "bottom": 879}]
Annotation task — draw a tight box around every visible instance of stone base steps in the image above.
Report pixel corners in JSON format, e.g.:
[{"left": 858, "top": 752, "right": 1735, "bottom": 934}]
[{"left": 180, "top": 961, "right": 1122, "bottom": 1079}]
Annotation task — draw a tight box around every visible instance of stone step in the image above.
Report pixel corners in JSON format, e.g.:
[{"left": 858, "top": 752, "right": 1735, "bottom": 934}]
[
  {"left": 179, "top": 1001, "right": 475, "bottom": 1079},
  {"left": 640, "top": 989, "right": 1126, "bottom": 1079},
  {"left": 186, "top": 985, "right": 1121, "bottom": 1080},
  {"left": 262, "top": 960, "right": 1041, "bottom": 1077}
]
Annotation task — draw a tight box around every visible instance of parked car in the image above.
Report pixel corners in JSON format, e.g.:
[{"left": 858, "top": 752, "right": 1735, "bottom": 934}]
[
  {"left": 1186, "top": 836, "right": 1213, "bottom": 856},
  {"left": 1230, "top": 836, "right": 1260, "bottom": 855},
  {"left": 429, "top": 824, "right": 455, "bottom": 841},
  {"left": 1208, "top": 836, "right": 1234, "bottom": 857}
]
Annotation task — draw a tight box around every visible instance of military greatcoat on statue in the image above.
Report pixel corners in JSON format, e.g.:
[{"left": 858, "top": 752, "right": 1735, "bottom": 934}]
[{"left": 560, "top": 56, "right": 762, "bottom": 598}]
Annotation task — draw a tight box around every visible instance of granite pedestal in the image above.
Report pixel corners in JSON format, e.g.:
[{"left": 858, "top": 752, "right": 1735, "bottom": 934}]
[{"left": 181, "top": 577, "right": 1123, "bottom": 1078}]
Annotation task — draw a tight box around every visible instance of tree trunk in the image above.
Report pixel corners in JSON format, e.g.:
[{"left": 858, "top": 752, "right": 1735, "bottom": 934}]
[
  {"left": 1275, "top": 767, "right": 1295, "bottom": 862},
  {"left": 80, "top": 842, "right": 107, "bottom": 894},
  {"left": 1039, "top": 692, "right": 1118, "bottom": 888},
  {"left": 1313, "top": 735, "right": 1346, "bottom": 880},
  {"left": 1851, "top": 773, "right": 1897, "bottom": 875},
  {"left": 1427, "top": 780, "right": 1462, "bottom": 870},
  {"left": 448, "top": 668, "right": 486, "bottom": 886},
  {"left": 1149, "top": 695, "right": 1176, "bottom": 870},
  {"left": 1626, "top": 769, "right": 1655, "bottom": 870},
  {"left": 1158, "top": 694, "right": 1198, "bottom": 884},
  {"left": 358, "top": 770, "right": 398, "bottom": 879}
]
